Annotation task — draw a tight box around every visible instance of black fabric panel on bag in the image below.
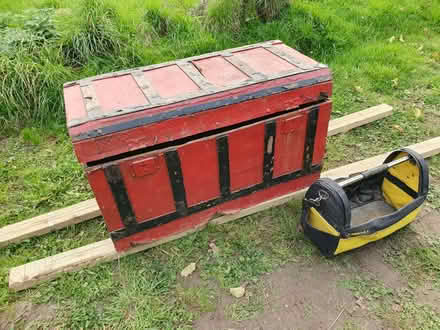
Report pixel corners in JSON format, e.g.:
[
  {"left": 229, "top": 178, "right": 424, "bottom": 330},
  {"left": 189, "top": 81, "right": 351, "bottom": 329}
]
[
  {"left": 304, "top": 178, "right": 351, "bottom": 233},
  {"left": 303, "top": 223, "right": 339, "bottom": 256}
]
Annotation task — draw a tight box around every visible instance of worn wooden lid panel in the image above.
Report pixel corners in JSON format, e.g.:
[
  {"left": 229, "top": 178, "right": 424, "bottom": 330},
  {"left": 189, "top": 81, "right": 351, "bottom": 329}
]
[
  {"left": 93, "top": 74, "right": 148, "bottom": 113},
  {"left": 64, "top": 40, "right": 327, "bottom": 131},
  {"left": 192, "top": 56, "right": 249, "bottom": 87},
  {"left": 274, "top": 44, "right": 318, "bottom": 67},
  {"left": 64, "top": 84, "right": 87, "bottom": 126},
  {"left": 231, "top": 47, "right": 300, "bottom": 75},
  {"left": 143, "top": 65, "right": 201, "bottom": 98}
]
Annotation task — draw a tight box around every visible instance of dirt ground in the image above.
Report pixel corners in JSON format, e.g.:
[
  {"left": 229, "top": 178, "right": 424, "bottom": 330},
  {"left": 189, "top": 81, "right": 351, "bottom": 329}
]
[
  {"left": 194, "top": 210, "right": 440, "bottom": 330},
  {"left": 0, "top": 301, "right": 57, "bottom": 330}
]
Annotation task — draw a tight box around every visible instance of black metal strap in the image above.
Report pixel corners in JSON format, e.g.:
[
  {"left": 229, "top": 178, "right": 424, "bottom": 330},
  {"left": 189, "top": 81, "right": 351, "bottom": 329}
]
[
  {"left": 165, "top": 151, "right": 188, "bottom": 216},
  {"left": 263, "top": 121, "right": 276, "bottom": 185},
  {"left": 103, "top": 165, "right": 138, "bottom": 233},
  {"left": 216, "top": 136, "right": 231, "bottom": 198},
  {"left": 303, "top": 107, "right": 319, "bottom": 172}
]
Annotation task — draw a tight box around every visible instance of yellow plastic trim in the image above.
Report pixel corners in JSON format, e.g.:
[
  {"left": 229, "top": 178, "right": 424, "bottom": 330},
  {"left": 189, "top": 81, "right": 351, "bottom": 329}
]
[
  {"left": 383, "top": 177, "right": 413, "bottom": 209},
  {"left": 382, "top": 152, "right": 419, "bottom": 209},
  {"left": 308, "top": 207, "right": 340, "bottom": 237},
  {"left": 388, "top": 153, "right": 419, "bottom": 192}
]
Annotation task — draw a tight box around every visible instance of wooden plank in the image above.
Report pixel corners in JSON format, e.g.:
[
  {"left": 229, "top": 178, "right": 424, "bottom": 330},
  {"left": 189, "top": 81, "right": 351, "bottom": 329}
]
[
  {"left": 327, "top": 104, "right": 392, "bottom": 136},
  {"left": 9, "top": 136, "right": 440, "bottom": 291},
  {"left": 0, "top": 105, "right": 393, "bottom": 249},
  {"left": 9, "top": 225, "right": 205, "bottom": 292},
  {"left": 0, "top": 199, "right": 100, "bottom": 248}
]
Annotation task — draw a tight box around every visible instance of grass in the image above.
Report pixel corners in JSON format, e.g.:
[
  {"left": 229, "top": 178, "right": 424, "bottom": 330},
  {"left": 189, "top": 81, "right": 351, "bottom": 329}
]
[
  {"left": 340, "top": 274, "right": 440, "bottom": 329},
  {"left": 0, "top": 0, "right": 439, "bottom": 328},
  {"left": 225, "top": 284, "right": 265, "bottom": 321}
]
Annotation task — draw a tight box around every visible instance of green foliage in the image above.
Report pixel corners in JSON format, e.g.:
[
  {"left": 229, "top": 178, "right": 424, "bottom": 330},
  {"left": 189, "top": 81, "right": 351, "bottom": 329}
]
[
  {"left": 0, "top": 132, "right": 92, "bottom": 229},
  {"left": 144, "top": 8, "right": 175, "bottom": 37},
  {"left": 206, "top": 0, "right": 244, "bottom": 34},
  {"left": 341, "top": 274, "right": 440, "bottom": 329},
  {"left": 389, "top": 236, "right": 440, "bottom": 286},
  {"left": 0, "top": 54, "right": 72, "bottom": 129},
  {"left": 408, "top": 241, "right": 440, "bottom": 278},
  {"left": 255, "top": 0, "right": 289, "bottom": 22},
  {"left": 58, "top": 0, "right": 124, "bottom": 67},
  {"left": 176, "top": 286, "right": 217, "bottom": 313},
  {"left": 0, "top": 28, "right": 40, "bottom": 56},
  {"left": 20, "top": 127, "right": 42, "bottom": 145},
  {"left": 0, "top": 0, "right": 65, "bottom": 12},
  {"left": 340, "top": 277, "right": 393, "bottom": 301},
  {"left": 144, "top": 8, "right": 172, "bottom": 37},
  {"left": 23, "top": 8, "right": 58, "bottom": 41},
  {"left": 0, "top": 8, "right": 65, "bottom": 131},
  {"left": 201, "top": 241, "right": 273, "bottom": 287},
  {"left": 0, "top": 9, "right": 58, "bottom": 57},
  {"left": 206, "top": 0, "right": 290, "bottom": 35},
  {"left": 226, "top": 286, "right": 264, "bottom": 320}
]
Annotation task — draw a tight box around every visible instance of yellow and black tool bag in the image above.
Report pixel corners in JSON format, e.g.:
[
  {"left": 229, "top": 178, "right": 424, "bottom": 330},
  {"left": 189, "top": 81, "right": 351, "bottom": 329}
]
[{"left": 301, "top": 148, "right": 429, "bottom": 256}]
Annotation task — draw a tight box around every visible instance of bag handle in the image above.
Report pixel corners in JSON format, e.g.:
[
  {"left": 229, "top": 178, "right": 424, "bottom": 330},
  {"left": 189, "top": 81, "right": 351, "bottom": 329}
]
[{"left": 338, "top": 156, "right": 410, "bottom": 188}]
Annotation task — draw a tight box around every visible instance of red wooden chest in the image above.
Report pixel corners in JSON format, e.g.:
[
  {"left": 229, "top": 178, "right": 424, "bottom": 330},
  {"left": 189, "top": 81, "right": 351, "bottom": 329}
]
[{"left": 63, "top": 40, "right": 332, "bottom": 251}]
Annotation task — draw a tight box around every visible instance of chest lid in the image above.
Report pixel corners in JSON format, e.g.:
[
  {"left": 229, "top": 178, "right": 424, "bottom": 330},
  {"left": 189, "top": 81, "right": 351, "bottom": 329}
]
[{"left": 64, "top": 40, "right": 330, "bottom": 142}]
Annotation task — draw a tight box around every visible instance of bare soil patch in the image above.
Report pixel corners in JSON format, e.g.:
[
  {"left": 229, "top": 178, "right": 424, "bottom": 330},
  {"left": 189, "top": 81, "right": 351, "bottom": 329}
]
[
  {"left": 0, "top": 301, "right": 57, "bottom": 330},
  {"left": 411, "top": 210, "right": 440, "bottom": 238},
  {"left": 194, "top": 261, "right": 385, "bottom": 330},
  {"left": 415, "top": 283, "right": 440, "bottom": 313},
  {"left": 349, "top": 244, "right": 407, "bottom": 290}
]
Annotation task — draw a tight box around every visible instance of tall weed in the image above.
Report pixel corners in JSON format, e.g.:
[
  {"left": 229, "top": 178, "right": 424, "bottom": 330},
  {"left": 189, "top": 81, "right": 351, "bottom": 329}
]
[
  {"left": 255, "top": 0, "right": 289, "bottom": 22},
  {"left": 0, "top": 54, "right": 72, "bottom": 131},
  {"left": 0, "top": 8, "right": 58, "bottom": 57},
  {"left": 206, "top": 0, "right": 244, "bottom": 35},
  {"left": 206, "top": 0, "right": 290, "bottom": 35},
  {"left": 58, "top": 0, "right": 124, "bottom": 67}
]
